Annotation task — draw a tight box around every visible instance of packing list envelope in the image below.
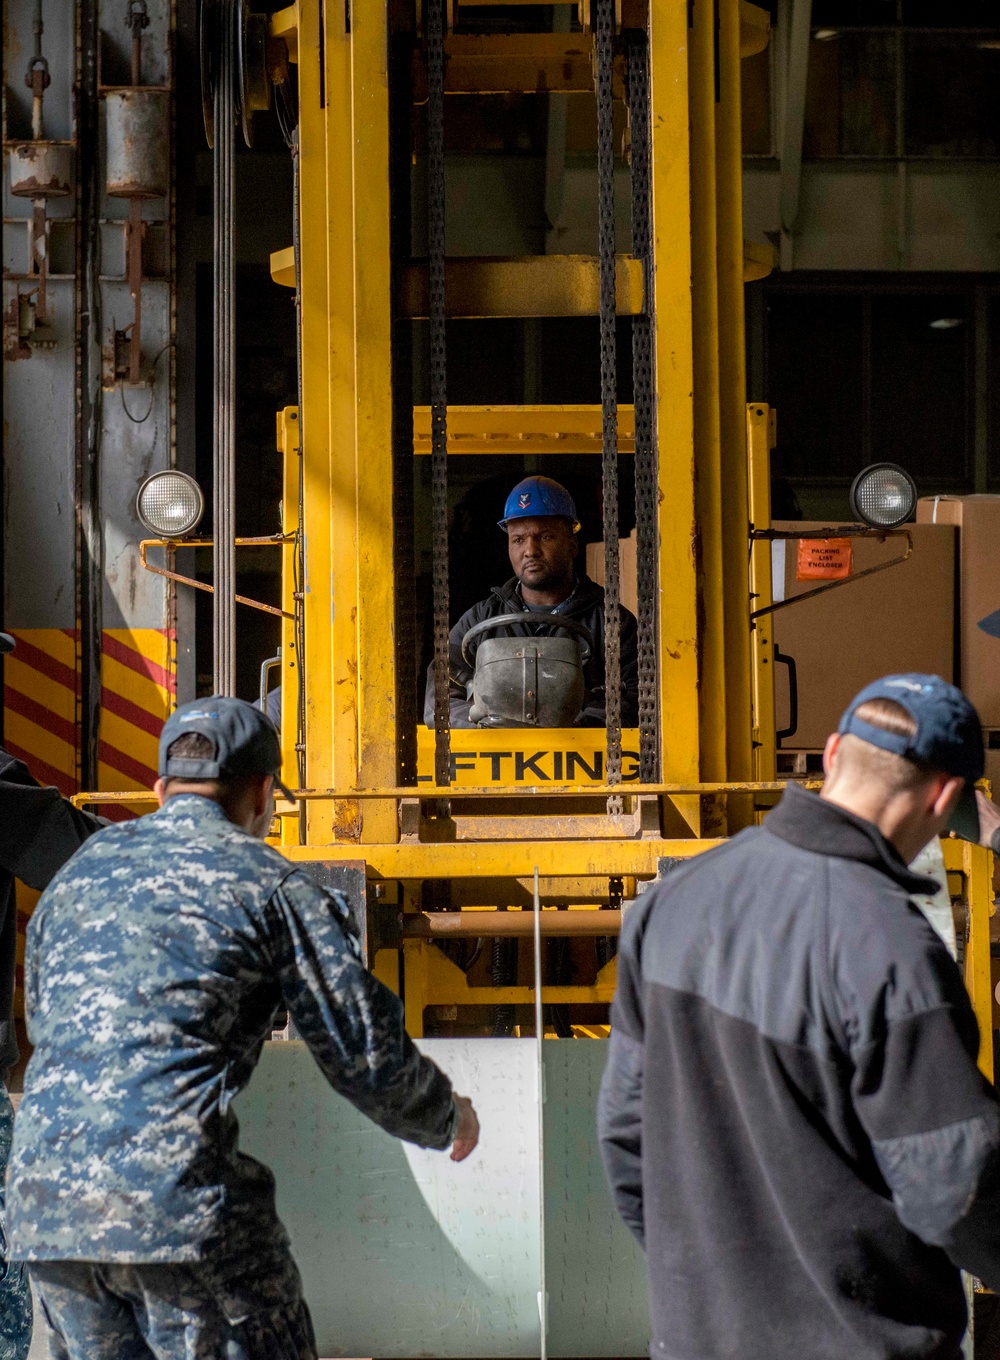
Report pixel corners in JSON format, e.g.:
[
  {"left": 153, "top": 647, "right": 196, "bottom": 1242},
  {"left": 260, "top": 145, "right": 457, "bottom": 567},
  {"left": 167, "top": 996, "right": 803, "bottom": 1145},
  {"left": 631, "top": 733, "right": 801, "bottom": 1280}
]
[{"left": 797, "top": 538, "right": 853, "bottom": 581}]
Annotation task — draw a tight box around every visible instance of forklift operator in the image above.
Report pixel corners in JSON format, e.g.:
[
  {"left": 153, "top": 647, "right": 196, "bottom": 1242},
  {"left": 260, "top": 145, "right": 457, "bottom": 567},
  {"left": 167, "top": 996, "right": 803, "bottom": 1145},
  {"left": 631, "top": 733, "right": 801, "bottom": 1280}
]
[{"left": 424, "top": 476, "right": 639, "bottom": 729}]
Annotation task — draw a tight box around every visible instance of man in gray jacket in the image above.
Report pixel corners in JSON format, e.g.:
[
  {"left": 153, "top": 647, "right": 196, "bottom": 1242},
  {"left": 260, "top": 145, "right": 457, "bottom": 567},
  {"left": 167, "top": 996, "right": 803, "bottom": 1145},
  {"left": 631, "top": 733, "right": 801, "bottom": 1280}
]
[{"left": 599, "top": 674, "right": 1000, "bottom": 1360}]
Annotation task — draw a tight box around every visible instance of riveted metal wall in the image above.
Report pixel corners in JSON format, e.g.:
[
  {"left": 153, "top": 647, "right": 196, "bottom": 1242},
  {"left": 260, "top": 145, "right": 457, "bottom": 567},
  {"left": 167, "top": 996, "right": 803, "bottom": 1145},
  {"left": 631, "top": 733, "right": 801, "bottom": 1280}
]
[{"left": 3, "top": 0, "right": 176, "bottom": 818}]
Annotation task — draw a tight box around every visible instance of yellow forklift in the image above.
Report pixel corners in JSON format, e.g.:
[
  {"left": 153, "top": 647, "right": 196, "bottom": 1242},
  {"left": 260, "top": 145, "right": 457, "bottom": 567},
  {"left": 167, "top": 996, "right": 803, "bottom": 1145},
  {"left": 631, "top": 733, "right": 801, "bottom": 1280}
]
[{"left": 109, "top": 0, "right": 995, "bottom": 1350}]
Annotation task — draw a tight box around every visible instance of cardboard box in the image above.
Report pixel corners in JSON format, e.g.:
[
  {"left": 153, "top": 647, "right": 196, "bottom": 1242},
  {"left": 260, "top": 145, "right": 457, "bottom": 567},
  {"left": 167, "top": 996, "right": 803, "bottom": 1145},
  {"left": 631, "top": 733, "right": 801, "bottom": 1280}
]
[
  {"left": 916, "top": 496, "right": 1000, "bottom": 730},
  {"left": 586, "top": 530, "right": 639, "bottom": 616},
  {"left": 772, "top": 521, "right": 956, "bottom": 750}
]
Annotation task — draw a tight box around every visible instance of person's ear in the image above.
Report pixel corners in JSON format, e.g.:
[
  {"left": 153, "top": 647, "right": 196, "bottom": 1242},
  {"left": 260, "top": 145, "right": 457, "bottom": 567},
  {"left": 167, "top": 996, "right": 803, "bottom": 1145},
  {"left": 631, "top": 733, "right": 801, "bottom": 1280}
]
[
  {"left": 154, "top": 777, "right": 169, "bottom": 808},
  {"left": 257, "top": 775, "right": 275, "bottom": 818},
  {"left": 930, "top": 775, "right": 963, "bottom": 822},
  {"left": 568, "top": 532, "right": 579, "bottom": 559},
  {"left": 821, "top": 732, "right": 840, "bottom": 777}
]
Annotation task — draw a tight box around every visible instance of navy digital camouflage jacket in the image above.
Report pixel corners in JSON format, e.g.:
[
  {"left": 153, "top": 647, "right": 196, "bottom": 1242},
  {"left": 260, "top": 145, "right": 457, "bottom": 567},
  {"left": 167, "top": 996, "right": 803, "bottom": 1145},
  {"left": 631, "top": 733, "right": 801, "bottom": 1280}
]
[{"left": 6, "top": 795, "right": 456, "bottom": 1316}]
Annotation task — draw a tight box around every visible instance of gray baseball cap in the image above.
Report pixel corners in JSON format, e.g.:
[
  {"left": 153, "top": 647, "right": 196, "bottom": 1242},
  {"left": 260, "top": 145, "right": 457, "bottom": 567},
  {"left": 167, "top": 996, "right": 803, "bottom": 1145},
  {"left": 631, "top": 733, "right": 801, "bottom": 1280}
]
[{"left": 159, "top": 696, "right": 296, "bottom": 800}]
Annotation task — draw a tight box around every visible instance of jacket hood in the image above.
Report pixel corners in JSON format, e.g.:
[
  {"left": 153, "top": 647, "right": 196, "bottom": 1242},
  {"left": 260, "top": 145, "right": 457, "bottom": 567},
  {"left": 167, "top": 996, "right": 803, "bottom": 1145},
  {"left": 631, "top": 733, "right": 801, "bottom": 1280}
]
[{"left": 764, "top": 781, "right": 938, "bottom": 895}]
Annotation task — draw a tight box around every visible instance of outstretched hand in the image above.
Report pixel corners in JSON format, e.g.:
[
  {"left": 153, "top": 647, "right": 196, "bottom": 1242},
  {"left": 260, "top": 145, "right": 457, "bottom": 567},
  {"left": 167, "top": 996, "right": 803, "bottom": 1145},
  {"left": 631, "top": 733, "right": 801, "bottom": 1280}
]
[
  {"left": 450, "top": 1093, "right": 480, "bottom": 1162},
  {"left": 975, "top": 790, "right": 1000, "bottom": 850}
]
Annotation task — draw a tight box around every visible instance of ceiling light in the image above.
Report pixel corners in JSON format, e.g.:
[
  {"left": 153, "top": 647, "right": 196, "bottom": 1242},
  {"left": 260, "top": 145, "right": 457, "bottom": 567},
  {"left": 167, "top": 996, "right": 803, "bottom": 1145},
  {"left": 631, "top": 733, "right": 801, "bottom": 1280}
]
[
  {"left": 813, "top": 28, "right": 838, "bottom": 40},
  {"left": 136, "top": 471, "right": 205, "bottom": 537},
  {"left": 929, "top": 317, "right": 963, "bottom": 330},
  {"left": 849, "top": 463, "right": 917, "bottom": 531}
]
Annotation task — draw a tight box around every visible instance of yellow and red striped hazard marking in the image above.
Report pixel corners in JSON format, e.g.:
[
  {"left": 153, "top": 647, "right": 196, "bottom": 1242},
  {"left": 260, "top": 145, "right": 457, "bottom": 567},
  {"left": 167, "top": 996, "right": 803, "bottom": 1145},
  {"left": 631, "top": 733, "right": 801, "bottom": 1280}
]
[
  {"left": 3, "top": 628, "right": 80, "bottom": 1019},
  {"left": 2, "top": 629, "right": 80, "bottom": 796},
  {"left": 4, "top": 628, "right": 175, "bottom": 1012},
  {"left": 98, "top": 628, "right": 174, "bottom": 818}
]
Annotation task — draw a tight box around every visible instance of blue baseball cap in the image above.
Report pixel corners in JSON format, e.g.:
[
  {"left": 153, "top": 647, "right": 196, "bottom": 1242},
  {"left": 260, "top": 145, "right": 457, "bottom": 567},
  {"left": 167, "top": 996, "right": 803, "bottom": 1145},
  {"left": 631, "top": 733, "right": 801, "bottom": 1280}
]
[
  {"left": 838, "top": 674, "right": 984, "bottom": 840},
  {"left": 159, "top": 696, "right": 295, "bottom": 799},
  {"left": 499, "top": 476, "right": 581, "bottom": 532}
]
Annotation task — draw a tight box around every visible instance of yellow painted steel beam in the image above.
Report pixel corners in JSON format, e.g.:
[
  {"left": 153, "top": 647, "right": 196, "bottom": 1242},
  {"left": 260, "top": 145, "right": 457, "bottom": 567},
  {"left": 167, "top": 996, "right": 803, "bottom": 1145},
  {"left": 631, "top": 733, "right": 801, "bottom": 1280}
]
[
  {"left": 411, "top": 33, "right": 626, "bottom": 97},
  {"left": 747, "top": 404, "right": 777, "bottom": 783},
  {"left": 400, "top": 255, "right": 644, "bottom": 318},
  {"left": 743, "top": 238, "right": 775, "bottom": 281},
  {"left": 277, "top": 407, "right": 302, "bottom": 844},
  {"left": 281, "top": 837, "right": 723, "bottom": 879},
  {"left": 649, "top": 0, "right": 700, "bottom": 831},
  {"left": 402, "top": 940, "right": 617, "bottom": 1037},
  {"left": 739, "top": 0, "right": 771, "bottom": 58},
  {"left": 951, "top": 838, "right": 996, "bottom": 1080},
  {"left": 716, "top": 0, "right": 754, "bottom": 823},
  {"left": 412, "top": 403, "right": 636, "bottom": 455},
  {"left": 298, "top": 0, "right": 336, "bottom": 843},
  {"left": 689, "top": 0, "right": 727, "bottom": 810},
  {"left": 270, "top": 245, "right": 295, "bottom": 287},
  {"left": 352, "top": 0, "right": 399, "bottom": 844},
  {"left": 323, "top": 0, "right": 366, "bottom": 844},
  {"left": 269, "top": 5, "right": 299, "bottom": 63}
]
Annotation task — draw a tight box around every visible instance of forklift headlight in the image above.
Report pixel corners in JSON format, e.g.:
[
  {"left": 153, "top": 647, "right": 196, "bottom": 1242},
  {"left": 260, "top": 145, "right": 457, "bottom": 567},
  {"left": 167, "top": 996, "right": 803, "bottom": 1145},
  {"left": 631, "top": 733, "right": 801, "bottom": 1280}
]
[
  {"left": 849, "top": 463, "right": 917, "bottom": 530},
  {"left": 136, "top": 471, "right": 205, "bottom": 538}
]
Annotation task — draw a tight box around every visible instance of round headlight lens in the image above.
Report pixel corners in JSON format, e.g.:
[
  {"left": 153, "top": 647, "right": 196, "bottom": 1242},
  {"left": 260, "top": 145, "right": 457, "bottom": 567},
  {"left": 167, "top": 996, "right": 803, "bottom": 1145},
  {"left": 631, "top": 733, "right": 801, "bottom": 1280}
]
[
  {"left": 136, "top": 472, "right": 205, "bottom": 537},
  {"left": 849, "top": 463, "right": 917, "bottom": 530}
]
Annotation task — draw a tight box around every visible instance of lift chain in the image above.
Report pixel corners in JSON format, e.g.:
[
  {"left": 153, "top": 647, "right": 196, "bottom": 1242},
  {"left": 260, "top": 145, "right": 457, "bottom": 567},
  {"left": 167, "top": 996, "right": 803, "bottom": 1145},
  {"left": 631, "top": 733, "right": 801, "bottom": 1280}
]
[
  {"left": 595, "top": 0, "right": 622, "bottom": 804},
  {"left": 427, "top": 0, "right": 452, "bottom": 788},
  {"left": 627, "top": 29, "right": 660, "bottom": 784}
]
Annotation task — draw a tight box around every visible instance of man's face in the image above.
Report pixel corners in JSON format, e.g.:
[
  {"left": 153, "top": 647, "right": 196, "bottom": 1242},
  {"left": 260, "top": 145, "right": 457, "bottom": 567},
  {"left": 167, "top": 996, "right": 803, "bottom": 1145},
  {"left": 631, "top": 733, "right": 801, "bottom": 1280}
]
[{"left": 507, "top": 516, "right": 578, "bottom": 592}]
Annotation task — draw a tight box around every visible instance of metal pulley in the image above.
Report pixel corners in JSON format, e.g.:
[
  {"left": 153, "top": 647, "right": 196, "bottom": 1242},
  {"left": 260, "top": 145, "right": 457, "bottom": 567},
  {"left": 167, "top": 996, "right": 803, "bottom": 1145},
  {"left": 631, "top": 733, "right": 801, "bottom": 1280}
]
[{"left": 200, "top": 0, "right": 282, "bottom": 149}]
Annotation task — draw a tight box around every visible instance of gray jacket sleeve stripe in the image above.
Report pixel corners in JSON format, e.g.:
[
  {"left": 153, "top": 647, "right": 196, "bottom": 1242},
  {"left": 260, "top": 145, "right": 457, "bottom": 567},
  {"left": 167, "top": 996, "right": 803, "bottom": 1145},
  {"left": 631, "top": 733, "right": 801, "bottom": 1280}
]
[
  {"left": 598, "top": 892, "right": 657, "bottom": 1246},
  {"left": 872, "top": 1111, "right": 1000, "bottom": 1290},
  {"left": 852, "top": 1005, "right": 990, "bottom": 1140},
  {"left": 597, "top": 1028, "right": 645, "bottom": 1247}
]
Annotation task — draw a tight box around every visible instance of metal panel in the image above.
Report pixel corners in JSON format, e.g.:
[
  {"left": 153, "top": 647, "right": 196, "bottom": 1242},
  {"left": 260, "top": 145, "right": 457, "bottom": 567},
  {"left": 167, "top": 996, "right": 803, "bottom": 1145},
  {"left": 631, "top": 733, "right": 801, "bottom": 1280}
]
[
  {"left": 235, "top": 1038, "right": 650, "bottom": 1358},
  {"left": 237, "top": 1039, "right": 544, "bottom": 1357},
  {"left": 543, "top": 1041, "right": 649, "bottom": 1357},
  {"left": 716, "top": 0, "right": 755, "bottom": 808},
  {"left": 648, "top": 0, "right": 700, "bottom": 818}
]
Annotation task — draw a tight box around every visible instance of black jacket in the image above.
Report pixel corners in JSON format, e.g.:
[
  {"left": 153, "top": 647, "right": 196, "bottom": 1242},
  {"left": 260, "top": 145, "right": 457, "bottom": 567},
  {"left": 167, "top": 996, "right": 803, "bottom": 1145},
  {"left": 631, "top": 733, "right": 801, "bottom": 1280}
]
[
  {"left": 423, "top": 574, "right": 639, "bottom": 728},
  {"left": 599, "top": 782, "right": 1000, "bottom": 1360},
  {"left": 0, "top": 749, "right": 105, "bottom": 1071}
]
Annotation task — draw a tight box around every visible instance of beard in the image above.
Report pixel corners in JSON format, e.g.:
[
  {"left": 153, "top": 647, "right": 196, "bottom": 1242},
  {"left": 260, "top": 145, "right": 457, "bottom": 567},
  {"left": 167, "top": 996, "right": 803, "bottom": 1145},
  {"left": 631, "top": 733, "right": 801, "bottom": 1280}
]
[{"left": 517, "top": 561, "right": 573, "bottom": 594}]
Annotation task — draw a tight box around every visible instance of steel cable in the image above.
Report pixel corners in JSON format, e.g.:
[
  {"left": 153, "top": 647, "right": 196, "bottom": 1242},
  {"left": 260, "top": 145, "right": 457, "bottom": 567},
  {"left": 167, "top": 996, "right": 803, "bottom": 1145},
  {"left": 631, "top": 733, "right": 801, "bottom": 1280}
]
[{"left": 213, "top": 0, "right": 236, "bottom": 695}]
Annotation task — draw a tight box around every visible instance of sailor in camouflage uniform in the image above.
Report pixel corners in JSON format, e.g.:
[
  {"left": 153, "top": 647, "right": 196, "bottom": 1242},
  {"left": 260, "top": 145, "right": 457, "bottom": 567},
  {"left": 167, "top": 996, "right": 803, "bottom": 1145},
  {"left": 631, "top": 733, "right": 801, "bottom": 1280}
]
[{"left": 6, "top": 697, "right": 479, "bottom": 1360}]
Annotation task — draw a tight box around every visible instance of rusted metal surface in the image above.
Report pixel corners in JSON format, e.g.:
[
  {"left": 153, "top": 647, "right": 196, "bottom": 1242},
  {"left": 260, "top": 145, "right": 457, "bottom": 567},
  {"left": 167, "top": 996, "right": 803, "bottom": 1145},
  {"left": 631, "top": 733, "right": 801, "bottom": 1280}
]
[
  {"left": 139, "top": 537, "right": 295, "bottom": 619},
  {"left": 8, "top": 142, "right": 73, "bottom": 197},
  {"left": 3, "top": 295, "right": 34, "bottom": 360},
  {"left": 105, "top": 90, "right": 169, "bottom": 198},
  {"left": 404, "top": 909, "right": 623, "bottom": 938}
]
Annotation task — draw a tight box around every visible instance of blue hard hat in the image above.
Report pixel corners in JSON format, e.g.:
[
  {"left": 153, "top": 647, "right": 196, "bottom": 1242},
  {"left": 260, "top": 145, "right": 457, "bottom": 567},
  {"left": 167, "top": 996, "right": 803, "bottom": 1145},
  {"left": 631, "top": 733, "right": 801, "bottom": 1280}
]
[{"left": 498, "top": 476, "right": 580, "bottom": 532}]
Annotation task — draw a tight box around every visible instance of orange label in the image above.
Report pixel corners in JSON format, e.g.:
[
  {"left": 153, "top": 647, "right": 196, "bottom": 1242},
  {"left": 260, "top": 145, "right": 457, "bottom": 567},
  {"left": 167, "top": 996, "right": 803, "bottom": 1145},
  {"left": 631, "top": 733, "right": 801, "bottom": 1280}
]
[{"left": 796, "top": 538, "right": 853, "bottom": 581}]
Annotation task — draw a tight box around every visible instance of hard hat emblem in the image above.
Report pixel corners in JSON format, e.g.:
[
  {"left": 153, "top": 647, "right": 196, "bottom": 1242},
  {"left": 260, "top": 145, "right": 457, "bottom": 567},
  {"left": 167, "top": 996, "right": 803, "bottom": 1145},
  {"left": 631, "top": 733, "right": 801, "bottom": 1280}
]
[{"left": 518, "top": 492, "right": 532, "bottom": 508}]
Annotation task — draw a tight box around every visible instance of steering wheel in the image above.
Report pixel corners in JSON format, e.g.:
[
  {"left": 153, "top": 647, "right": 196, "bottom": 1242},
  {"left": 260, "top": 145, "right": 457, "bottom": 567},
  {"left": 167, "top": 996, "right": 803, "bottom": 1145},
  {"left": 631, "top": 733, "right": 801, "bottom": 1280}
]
[{"left": 460, "top": 613, "right": 593, "bottom": 668}]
